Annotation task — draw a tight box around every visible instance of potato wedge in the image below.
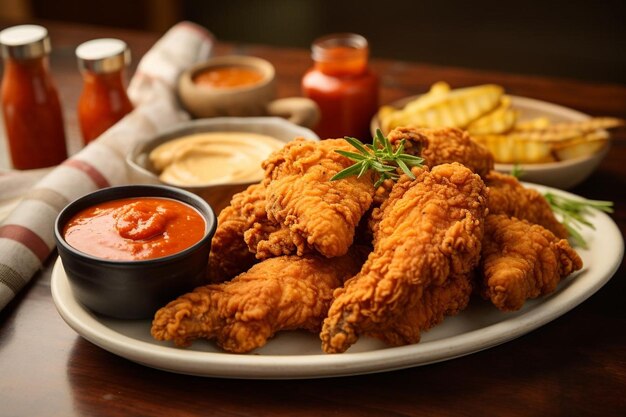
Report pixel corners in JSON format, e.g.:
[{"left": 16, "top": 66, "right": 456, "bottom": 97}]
[
  {"left": 379, "top": 82, "right": 452, "bottom": 133},
  {"left": 380, "top": 84, "right": 503, "bottom": 132},
  {"left": 382, "top": 84, "right": 503, "bottom": 133},
  {"left": 402, "top": 81, "right": 451, "bottom": 113},
  {"left": 467, "top": 96, "right": 518, "bottom": 135},
  {"left": 514, "top": 116, "right": 551, "bottom": 131},
  {"left": 545, "top": 117, "right": 623, "bottom": 134},
  {"left": 553, "top": 130, "right": 609, "bottom": 161},
  {"left": 511, "top": 117, "right": 623, "bottom": 142},
  {"left": 473, "top": 134, "right": 554, "bottom": 164}
]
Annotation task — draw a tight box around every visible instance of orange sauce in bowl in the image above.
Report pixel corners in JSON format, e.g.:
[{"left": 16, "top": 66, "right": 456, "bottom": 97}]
[
  {"left": 63, "top": 197, "right": 205, "bottom": 261},
  {"left": 194, "top": 66, "right": 264, "bottom": 88}
]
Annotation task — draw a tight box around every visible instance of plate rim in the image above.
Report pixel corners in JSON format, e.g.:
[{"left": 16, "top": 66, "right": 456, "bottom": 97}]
[{"left": 51, "top": 184, "right": 624, "bottom": 379}]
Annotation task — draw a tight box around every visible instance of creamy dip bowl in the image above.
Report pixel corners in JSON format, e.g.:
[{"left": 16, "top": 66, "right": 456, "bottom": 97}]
[{"left": 127, "top": 117, "right": 319, "bottom": 213}]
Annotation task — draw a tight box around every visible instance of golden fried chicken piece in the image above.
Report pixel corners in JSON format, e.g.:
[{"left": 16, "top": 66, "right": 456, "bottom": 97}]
[
  {"left": 321, "top": 163, "right": 488, "bottom": 353},
  {"left": 260, "top": 138, "right": 376, "bottom": 258},
  {"left": 480, "top": 214, "right": 583, "bottom": 311},
  {"left": 485, "top": 171, "right": 569, "bottom": 238},
  {"left": 243, "top": 216, "right": 308, "bottom": 259},
  {"left": 152, "top": 252, "right": 364, "bottom": 353},
  {"left": 207, "top": 183, "right": 267, "bottom": 282},
  {"left": 387, "top": 126, "right": 494, "bottom": 177},
  {"left": 367, "top": 272, "right": 473, "bottom": 346},
  {"left": 366, "top": 126, "right": 492, "bottom": 243}
]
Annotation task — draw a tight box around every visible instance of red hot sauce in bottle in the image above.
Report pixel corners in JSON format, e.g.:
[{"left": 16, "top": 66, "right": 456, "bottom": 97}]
[
  {"left": 0, "top": 25, "right": 68, "bottom": 169},
  {"left": 76, "top": 38, "right": 134, "bottom": 144},
  {"left": 302, "top": 33, "right": 379, "bottom": 141}
]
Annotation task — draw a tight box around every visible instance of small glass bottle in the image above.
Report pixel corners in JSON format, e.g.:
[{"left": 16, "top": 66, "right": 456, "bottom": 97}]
[
  {"left": 0, "top": 24, "right": 68, "bottom": 169},
  {"left": 76, "top": 38, "right": 133, "bottom": 144},
  {"left": 301, "top": 33, "right": 379, "bottom": 140}
]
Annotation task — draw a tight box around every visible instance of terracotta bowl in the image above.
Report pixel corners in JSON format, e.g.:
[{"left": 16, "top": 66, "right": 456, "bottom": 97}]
[{"left": 178, "top": 55, "right": 319, "bottom": 128}]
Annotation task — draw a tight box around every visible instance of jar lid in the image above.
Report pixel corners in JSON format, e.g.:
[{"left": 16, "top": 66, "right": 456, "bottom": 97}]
[
  {"left": 0, "top": 25, "right": 51, "bottom": 59},
  {"left": 311, "top": 33, "right": 369, "bottom": 62},
  {"left": 76, "top": 38, "right": 130, "bottom": 73}
]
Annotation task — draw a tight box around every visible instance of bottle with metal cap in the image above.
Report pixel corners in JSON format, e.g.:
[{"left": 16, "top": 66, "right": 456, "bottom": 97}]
[
  {"left": 0, "top": 24, "right": 68, "bottom": 169},
  {"left": 76, "top": 38, "right": 134, "bottom": 144}
]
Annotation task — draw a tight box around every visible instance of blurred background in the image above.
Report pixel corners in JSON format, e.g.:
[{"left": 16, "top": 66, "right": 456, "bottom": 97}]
[{"left": 0, "top": 0, "right": 624, "bottom": 84}]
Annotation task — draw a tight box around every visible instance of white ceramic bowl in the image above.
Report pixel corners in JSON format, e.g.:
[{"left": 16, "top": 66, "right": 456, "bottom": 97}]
[
  {"left": 372, "top": 95, "right": 610, "bottom": 189},
  {"left": 126, "top": 117, "right": 319, "bottom": 213}
]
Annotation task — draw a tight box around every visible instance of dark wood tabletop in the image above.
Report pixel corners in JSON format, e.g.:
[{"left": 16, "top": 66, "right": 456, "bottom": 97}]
[{"left": 1, "top": 21, "right": 625, "bottom": 417}]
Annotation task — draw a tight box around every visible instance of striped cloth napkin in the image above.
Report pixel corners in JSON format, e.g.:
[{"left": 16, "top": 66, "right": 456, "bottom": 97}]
[{"left": 0, "top": 22, "right": 214, "bottom": 311}]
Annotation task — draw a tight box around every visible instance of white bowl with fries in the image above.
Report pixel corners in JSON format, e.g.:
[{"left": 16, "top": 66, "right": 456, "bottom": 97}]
[{"left": 372, "top": 83, "right": 622, "bottom": 189}]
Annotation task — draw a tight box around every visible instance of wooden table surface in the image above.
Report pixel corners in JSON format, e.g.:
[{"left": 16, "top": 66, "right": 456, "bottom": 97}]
[{"left": 1, "top": 21, "right": 625, "bottom": 417}]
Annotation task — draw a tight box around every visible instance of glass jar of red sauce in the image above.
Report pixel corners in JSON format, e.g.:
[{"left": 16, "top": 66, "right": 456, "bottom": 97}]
[
  {"left": 76, "top": 38, "right": 133, "bottom": 144},
  {"left": 301, "top": 33, "right": 378, "bottom": 141},
  {"left": 0, "top": 24, "right": 68, "bottom": 169}
]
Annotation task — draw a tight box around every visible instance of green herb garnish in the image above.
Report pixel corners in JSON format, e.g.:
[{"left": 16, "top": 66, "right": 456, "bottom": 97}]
[
  {"left": 331, "top": 129, "right": 424, "bottom": 188},
  {"left": 544, "top": 192, "right": 614, "bottom": 249},
  {"left": 511, "top": 164, "right": 524, "bottom": 179}
]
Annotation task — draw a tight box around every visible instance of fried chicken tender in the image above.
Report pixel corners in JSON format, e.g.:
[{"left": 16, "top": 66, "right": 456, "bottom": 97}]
[
  {"left": 367, "top": 272, "right": 474, "bottom": 346},
  {"left": 364, "top": 127, "right": 492, "bottom": 244},
  {"left": 152, "top": 252, "right": 364, "bottom": 353},
  {"left": 387, "top": 126, "right": 494, "bottom": 177},
  {"left": 485, "top": 171, "right": 569, "bottom": 238},
  {"left": 321, "top": 163, "right": 488, "bottom": 353},
  {"left": 207, "top": 183, "right": 267, "bottom": 282},
  {"left": 244, "top": 223, "right": 306, "bottom": 259},
  {"left": 480, "top": 214, "right": 583, "bottom": 311},
  {"left": 260, "top": 138, "right": 376, "bottom": 258}
]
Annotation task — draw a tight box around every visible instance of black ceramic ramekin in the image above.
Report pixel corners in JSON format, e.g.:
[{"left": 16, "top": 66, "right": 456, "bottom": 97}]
[{"left": 54, "top": 185, "right": 216, "bottom": 319}]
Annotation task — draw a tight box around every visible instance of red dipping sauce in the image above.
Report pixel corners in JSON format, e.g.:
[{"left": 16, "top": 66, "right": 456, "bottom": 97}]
[{"left": 63, "top": 197, "right": 205, "bottom": 261}]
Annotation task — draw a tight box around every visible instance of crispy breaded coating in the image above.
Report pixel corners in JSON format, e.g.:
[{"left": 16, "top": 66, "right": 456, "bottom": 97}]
[
  {"left": 485, "top": 171, "right": 569, "bottom": 238},
  {"left": 321, "top": 163, "right": 488, "bottom": 353},
  {"left": 368, "top": 272, "right": 473, "bottom": 346},
  {"left": 207, "top": 183, "right": 266, "bottom": 282},
  {"left": 480, "top": 214, "right": 583, "bottom": 311},
  {"left": 368, "top": 126, "right": 493, "bottom": 245},
  {"left": 387, "top": 126, "right": 494, "bottom": 177},
  {"left": 260, "top": 138, "right": 376, "bottom": 258},
  {"left": 243, "top": 223, "right": 305, "bottom": 259},
  {"left": 152, "top": 253, "right": 363, "bottom": 353}
]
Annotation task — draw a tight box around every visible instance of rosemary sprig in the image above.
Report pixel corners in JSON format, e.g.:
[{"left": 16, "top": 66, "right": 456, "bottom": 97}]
[
  {"left": 331, "top": 129, "right": 425, "bottom": 188},
  {"left": 544, "top": 192, "right": 614, "bottom": 249}
]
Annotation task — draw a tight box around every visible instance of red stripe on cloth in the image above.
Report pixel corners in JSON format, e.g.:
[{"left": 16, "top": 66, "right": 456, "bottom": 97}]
[
  {"left": 0, "top": 224, "right": 50, "bottom": 263},
  {"left": 62, "top": 159, "right": 110, "bottom": 189}
]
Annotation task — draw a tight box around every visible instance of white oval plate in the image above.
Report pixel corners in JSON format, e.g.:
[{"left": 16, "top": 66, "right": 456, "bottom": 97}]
[
  {"left": 371, "top": 95, "right": 609, "bottom": 189},
  {"left": 51, "top": 184, "right": 623, "bottom": 379}
]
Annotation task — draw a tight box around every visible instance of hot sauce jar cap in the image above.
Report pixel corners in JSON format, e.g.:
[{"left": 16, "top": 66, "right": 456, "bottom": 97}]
[
  {"left": 76, "top": 38, "right": 130, "bottom": 74},
  {"left": 0, "top": 24, "right": 51, "bottom": 59}
]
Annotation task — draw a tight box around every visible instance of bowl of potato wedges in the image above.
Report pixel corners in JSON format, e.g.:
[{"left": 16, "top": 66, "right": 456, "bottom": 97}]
[{"left": 372, "top": 82, "right": 623, "bottom": 189}]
